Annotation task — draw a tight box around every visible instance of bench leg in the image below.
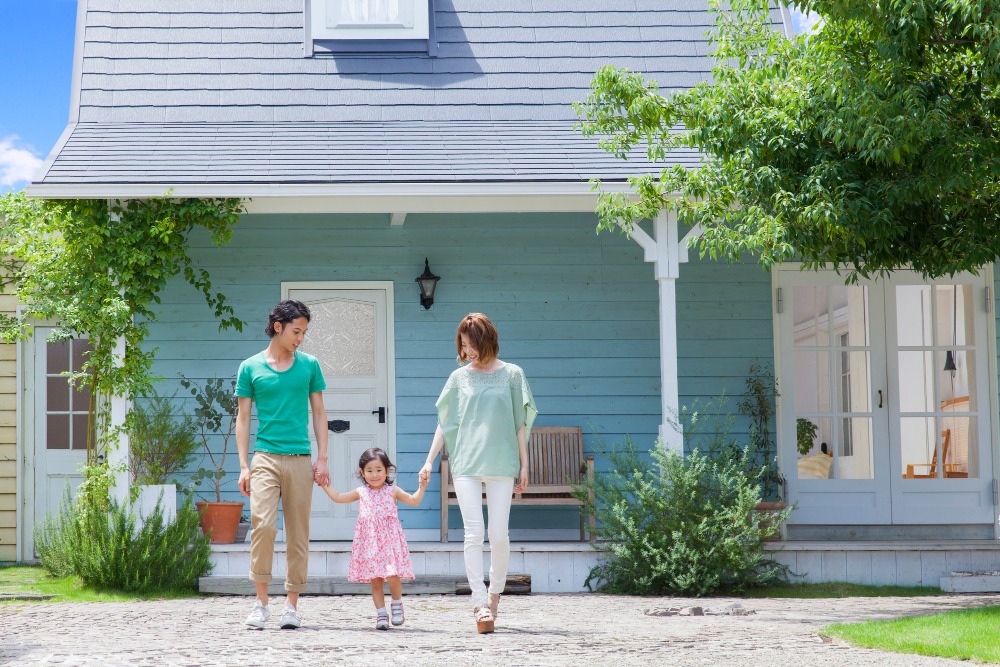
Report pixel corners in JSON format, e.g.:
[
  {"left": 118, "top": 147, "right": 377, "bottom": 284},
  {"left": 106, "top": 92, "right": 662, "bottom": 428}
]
[{"left": 440, "top": 499, "right": 449, "bottom": 543}]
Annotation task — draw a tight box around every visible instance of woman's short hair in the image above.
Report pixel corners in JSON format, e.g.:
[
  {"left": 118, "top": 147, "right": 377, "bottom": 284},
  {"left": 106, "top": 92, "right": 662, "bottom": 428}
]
[
  {"left": 456, "top": 312, "right": 499, "bottom": 365},
  {"left": 265, "top": 299, "right": 312, "bottom": 338}
]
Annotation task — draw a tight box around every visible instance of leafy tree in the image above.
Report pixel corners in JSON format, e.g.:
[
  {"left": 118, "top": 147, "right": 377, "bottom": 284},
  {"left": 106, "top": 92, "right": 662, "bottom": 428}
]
[
  {"left": 575, "top": 0, "right": 1000, "bottom": 279},
  {"left": 0, "top": 192, "right": 244, "bottom": 479}
]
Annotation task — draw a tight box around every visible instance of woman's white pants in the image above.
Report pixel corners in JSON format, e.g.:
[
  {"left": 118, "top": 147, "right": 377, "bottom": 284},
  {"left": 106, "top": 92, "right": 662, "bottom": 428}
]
[{"left": 452, "top": 476, "right": 514, "bottom": 608}]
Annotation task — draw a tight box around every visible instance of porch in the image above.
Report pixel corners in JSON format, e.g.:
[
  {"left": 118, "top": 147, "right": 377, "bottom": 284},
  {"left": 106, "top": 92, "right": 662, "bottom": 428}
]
[
  {"left": 200, "top": 541, "right": 602, "bottom": 594},
  {"left": 765, "top": 539, "right": 1000, "bottom": 588},
  {"left": 199, "top": 537, "right": 1000, "bottom": 594}
]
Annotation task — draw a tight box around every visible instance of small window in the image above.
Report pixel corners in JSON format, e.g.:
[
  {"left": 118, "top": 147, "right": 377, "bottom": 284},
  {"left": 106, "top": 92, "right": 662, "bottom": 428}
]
[{"left": 311, "top": 0, "right": 430, "bottom": 41}]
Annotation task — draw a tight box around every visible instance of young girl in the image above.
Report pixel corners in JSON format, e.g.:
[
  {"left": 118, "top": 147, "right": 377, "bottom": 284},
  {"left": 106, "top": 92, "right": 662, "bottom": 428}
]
[{"left": 319, "top": 447, "right": 428, "bottom": 630}]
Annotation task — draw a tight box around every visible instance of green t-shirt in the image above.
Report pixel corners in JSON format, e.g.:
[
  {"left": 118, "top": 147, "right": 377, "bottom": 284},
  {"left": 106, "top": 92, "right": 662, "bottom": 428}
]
[
  {"left": 435, "top": 363, "right": 537, "bottom": 478},
  {"left": 235, "top": 350, "right": 326, "bottom": 455}
]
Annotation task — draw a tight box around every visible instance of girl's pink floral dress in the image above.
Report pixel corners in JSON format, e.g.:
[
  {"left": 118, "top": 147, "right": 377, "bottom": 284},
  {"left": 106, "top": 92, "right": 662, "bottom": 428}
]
[{"left": 348, "top": 483, "right": 415, "bottom": 582}]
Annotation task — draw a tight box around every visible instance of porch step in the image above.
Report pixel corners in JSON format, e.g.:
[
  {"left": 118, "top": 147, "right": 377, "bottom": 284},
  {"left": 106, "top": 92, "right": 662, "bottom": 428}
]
[
  {"left": 200, "top": 574, "right": 531, "bottom": 596},
  {"left": 940, "top": 570, "right": 1000, "bottom": 593}
]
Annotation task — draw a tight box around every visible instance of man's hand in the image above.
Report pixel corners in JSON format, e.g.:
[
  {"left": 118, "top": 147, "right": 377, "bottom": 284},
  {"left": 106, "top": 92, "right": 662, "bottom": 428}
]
[
  {"left": 313, "top": 458, "right": 330, "bottom": 487},
  {"left": 238, "top": 468, "right": 251, "bottom": 497}
]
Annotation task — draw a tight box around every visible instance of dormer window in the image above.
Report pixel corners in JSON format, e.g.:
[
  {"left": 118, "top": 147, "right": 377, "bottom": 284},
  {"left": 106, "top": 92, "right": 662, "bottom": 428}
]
[{"left": 310, "top": 0, "right": 431, "bottom": 48}]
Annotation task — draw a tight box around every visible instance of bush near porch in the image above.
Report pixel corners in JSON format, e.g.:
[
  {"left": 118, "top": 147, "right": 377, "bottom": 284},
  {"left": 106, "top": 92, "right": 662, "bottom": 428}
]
[{"left": 574, "top": 422, "right": 791, "bottom": 597}]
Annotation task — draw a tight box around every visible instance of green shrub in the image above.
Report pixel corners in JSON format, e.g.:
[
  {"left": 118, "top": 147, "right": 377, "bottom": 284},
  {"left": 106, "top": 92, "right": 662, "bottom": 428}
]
[
  {"left": 34, "top": 486, "right": 77, "bottom": 578},
  {"left": 37, "top": 488, "right": 212, "bottom": 593},
  {"left": 574, "top": 434, "right": 791, "bottom": 596},
  {"left": 127, "top": 392, "right": 199, "bottom": 486}
]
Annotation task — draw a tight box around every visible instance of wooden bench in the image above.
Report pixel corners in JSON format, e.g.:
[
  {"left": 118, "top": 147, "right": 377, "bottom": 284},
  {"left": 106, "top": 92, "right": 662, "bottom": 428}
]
[{"left": 439, "top": 426, "right": 596, "bottom": 543}]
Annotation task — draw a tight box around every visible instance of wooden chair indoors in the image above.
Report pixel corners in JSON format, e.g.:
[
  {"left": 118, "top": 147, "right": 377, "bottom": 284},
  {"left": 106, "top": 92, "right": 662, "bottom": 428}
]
[{"left": 904, "top": 429, "right": 952, "bottom": 479}]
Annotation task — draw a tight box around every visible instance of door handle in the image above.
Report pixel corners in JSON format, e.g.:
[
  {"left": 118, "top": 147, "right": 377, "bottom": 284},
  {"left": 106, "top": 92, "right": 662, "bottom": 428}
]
[
  {"left": 878, "top": 390, "right": 883, "bottom": 409},
  {"left": 372, "top": 407, "right": 386, "bottom": 424},
  {"left": 328, "top": 419, "right": 350, "bottom": 433}
]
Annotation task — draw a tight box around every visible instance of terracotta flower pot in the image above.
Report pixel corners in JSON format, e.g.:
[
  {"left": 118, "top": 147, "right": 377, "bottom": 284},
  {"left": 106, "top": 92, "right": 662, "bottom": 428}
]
[{"left": 196, "top": 501, "right": 245, "bottom": 544}]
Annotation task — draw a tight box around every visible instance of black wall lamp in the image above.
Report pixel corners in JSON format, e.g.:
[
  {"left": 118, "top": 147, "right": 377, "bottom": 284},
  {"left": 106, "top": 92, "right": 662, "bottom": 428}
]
[{"left": 415, "top": 258, "right": 440, "bottom": 310}]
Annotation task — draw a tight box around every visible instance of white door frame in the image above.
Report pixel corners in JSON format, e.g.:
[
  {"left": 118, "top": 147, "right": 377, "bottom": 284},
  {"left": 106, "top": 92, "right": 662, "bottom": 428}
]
[
  {"left": 773, "top": 265, "right": 1000, "bottom": 530},
  {"left": 280, "top": 280, "right": 397, "bottom": 475}
]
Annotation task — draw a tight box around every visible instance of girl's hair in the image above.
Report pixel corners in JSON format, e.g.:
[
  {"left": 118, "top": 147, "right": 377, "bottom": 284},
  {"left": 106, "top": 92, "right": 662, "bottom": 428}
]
[
  {"left": 265, "top": 299, "right": 311, "bottom": 338},
  {"left": 357, "top": 447, "right": 396, "bottom": 486},
  {"left": 456, "top": 312, "right": 499, "bottom": 365}
]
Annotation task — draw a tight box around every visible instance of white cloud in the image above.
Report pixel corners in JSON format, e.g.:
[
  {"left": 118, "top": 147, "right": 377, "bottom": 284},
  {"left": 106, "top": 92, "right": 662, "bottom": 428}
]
[
  {"left": 0, "top": 137, "right": 44, "bottom": 189},
  {"left": 789, "top": 6, "right": 823, "bottom": 34}
]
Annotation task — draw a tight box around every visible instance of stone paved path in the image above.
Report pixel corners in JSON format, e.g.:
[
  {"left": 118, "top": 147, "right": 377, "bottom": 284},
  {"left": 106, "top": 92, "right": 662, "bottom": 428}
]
[{"left": 2, "top": 593, "right": 998, "bottom": 666}]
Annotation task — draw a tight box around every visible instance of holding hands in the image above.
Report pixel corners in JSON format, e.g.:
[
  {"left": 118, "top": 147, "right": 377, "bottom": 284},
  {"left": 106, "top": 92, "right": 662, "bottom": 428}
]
[{"left": 313, "top": 458, "right": 331, "bottom": 487}]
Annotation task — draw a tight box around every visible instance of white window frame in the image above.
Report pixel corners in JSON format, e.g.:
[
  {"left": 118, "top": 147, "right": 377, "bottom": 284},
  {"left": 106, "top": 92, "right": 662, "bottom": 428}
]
[{"left": 310, "top": 0, "right": 430, "bottom": 41}]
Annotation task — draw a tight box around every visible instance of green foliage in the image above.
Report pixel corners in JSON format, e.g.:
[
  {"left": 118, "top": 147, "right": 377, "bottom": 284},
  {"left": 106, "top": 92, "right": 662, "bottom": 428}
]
[
  {"left": 180, "top": 376, "right": 238, "bottom": 502},
  {"left": 74, "top": 460, "right": 126, "bottom": 520},
  {"left": 35, "top": 486, "right": 211, "bottom": 593},
  {"left": 575, "top": 0, "right": 1000, "bottom": 279},
  {"left": 736, "top": 361, "right": 783, "bottom": 500},
  {"left": 127, "top": 391, "right": 199, "bottom": 487},
  {"left": 0, "top": 192, "right": 244, "bottom": 463},
  {"left": 574, "top": 434, "right": 790, "bottom": 596},
  {"left": 34, "top": 487, "right": 77, "bottom": 578},
  {"left": 797, "top": 417, "right": 819, "bottom": 456}
]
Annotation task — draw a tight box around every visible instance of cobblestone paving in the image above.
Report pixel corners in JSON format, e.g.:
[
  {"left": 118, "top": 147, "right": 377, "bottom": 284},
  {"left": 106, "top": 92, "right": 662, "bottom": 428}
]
[{"left": 2, "top": 593, "right": 998, "bottom": 666}]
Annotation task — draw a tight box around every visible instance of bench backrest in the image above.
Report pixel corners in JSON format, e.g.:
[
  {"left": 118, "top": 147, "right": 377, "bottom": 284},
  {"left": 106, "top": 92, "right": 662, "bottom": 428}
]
[{"left": 527, "top": 426, "right": 585, "bottom": 486}]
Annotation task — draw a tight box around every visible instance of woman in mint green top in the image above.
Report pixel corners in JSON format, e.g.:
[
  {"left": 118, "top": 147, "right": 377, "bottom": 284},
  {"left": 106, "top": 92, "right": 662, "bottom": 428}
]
[{"left": 419, "top": 313, "right": 537, "bottom": 634}]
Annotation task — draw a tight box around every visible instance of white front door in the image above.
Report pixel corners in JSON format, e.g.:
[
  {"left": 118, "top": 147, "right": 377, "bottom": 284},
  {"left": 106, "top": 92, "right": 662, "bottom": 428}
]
[
  {"left": 778, "top": 268, "right": 995, "bottom": 525},
  {"left": 31, "top": 331, "right": 93, "bottom": 554},
  {"left": 284, "top": 283, "right": 395, "bottom": 541}
]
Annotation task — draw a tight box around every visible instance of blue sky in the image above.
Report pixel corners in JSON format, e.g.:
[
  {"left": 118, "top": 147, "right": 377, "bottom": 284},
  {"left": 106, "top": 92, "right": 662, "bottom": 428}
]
[
  {"left": 0, "top": 1, "right": 817, "bottom": 191},
  {"left": 0, "top": 0, "right": 77, "bottom": 191}
]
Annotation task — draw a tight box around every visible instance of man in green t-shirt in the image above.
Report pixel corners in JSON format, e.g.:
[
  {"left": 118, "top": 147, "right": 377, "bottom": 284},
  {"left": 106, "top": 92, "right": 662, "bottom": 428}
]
[{"left": 236, "top": 300, "right": 329, "bottom": 630}]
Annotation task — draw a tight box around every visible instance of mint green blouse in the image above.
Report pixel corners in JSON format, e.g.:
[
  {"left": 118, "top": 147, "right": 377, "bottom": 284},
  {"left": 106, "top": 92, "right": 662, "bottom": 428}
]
[{"left": 435, "top": 363, "right": 538, "bottom": 478}]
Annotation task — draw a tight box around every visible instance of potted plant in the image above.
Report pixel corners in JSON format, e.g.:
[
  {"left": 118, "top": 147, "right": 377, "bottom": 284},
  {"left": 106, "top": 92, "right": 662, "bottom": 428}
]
[
  {"left": 796, "top": 417, "right": 819, "bottom": 456},
  {"left": 235, "top": 513, "right": 252, "bottom": 543},
  {"left": 127, "top": 391, "right": 200, "bottom": 524},
  {"left": 182, "top": 375, "right": 244, "bottom": 544},
  {"left": 738, "top": 362, "right": 786, "bottom": 540}
]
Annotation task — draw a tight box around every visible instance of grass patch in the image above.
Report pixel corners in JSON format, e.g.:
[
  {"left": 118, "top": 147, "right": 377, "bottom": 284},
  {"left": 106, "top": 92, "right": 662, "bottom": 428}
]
[
  {"left": 824, "top": 605, "right": 1000, "bottom": 663},
  {"left": 0, "top": 565, "right": 201, "bottom": 604},
  {"left": 741, "top": 582, "right": 944, "bottom": 598}
]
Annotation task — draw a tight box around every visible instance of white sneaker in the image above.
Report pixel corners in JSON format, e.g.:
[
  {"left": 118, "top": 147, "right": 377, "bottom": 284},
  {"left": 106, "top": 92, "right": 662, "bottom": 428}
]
[
  {"left": 390, "top": 601, "right": 404, "bottom": 626},
  {"left": 244, "top": 600, "right": 269, "bottom": 630},
  {"left": 279, "top": 605, "right": 302, "bottom": 630}
]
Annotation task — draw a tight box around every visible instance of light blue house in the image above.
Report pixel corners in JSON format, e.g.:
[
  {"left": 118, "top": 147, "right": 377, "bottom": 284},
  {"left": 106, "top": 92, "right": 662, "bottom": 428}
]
[{"left": 19, "top": 1, "right": 1000, "bottom": 590}]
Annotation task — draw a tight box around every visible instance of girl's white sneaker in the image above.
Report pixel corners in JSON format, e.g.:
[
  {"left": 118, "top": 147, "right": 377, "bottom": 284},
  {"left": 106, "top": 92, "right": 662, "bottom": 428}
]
[{"left": 390, "top": 600, "right": 404, "bottom": 626}]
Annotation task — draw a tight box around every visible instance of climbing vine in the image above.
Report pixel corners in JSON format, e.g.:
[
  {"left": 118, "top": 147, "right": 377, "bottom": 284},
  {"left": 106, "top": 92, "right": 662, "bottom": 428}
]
[{"left": 0, "top": 192, "right": 246, "bottom": 477}]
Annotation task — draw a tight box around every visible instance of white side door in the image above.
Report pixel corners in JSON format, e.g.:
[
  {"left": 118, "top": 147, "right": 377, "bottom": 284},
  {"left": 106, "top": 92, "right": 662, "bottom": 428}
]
[
  {"left": 31, "top": 331, "right": 93, "bottom": 554},
  {"left": 885, "top": 272, "right": 995, "bottom": 523},
  {"left": 778, "top": 271, "right": 892, "bottom": 524},
  {"left": 285, "top": 283, "right": 395, "bottom": 541}
]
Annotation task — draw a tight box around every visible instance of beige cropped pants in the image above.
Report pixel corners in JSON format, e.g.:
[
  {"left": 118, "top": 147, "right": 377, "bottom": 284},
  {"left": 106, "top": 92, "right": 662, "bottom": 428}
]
[{"left": 247, "top": 452, "right": 314, "bottom": 593}]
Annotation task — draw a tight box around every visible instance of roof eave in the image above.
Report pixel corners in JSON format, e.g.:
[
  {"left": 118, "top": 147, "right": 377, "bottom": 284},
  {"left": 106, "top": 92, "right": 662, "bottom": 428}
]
[{"left": 23, "top": 180, "right": 641, "bottom": 214}]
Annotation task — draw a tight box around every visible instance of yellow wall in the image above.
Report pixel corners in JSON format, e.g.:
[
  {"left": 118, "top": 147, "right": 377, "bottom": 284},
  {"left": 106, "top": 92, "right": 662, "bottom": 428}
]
[{"left": 0, "top": 293, "right": 16, "bottom": 562}]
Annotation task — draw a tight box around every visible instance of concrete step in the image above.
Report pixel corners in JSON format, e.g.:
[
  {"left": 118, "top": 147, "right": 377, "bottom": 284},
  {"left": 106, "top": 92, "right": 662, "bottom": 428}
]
[
  {"left": 200, "top": 574, "right": 531, "bottom": 596},
  {"left": 940, "top": 570, "right": 1000, "bottom": 593}
]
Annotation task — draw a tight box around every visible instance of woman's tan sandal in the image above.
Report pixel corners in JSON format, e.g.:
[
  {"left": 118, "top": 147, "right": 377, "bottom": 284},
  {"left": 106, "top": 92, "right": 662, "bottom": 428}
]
[
  {"left": 488, "top": 593, "right": 500, "bottom": 620},
  {"left": 474, "top": 605, "right": 495, "bottom": 634}
]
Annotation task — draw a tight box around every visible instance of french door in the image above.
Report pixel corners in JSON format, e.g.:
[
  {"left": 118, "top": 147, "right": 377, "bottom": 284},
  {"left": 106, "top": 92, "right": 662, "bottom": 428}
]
[{"left": 777, "top": 268, "right": 995, "bottom": 525}]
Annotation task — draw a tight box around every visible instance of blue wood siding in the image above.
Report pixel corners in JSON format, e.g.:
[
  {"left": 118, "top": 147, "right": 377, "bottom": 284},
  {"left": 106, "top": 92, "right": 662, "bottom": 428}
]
[
  {"left": 676, "top": 258, "right": 776, "bottom": 455},
  {"left": 147, "top": 212, "right": 674, "bottom": 531}
]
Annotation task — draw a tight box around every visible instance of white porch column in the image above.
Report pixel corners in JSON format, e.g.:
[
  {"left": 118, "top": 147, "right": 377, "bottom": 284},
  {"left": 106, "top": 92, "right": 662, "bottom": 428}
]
[
  {"left": 106, "top": 201, "right": 131, "bottom": 504},
  {"left": 629, "top": 211, "right": 683, "bottom": 454},
  {"left": 108, "top": 336, "right": 130, "bottom": 504}
]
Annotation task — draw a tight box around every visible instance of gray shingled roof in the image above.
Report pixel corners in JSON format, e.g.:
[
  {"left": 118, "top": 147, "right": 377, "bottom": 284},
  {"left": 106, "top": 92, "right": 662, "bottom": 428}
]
[
  {"left": 40, "top": 121, "right": 697, "bottom": 184},
  {"left": 32, "top": 1, "right": 762, "bottom": 190}
]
